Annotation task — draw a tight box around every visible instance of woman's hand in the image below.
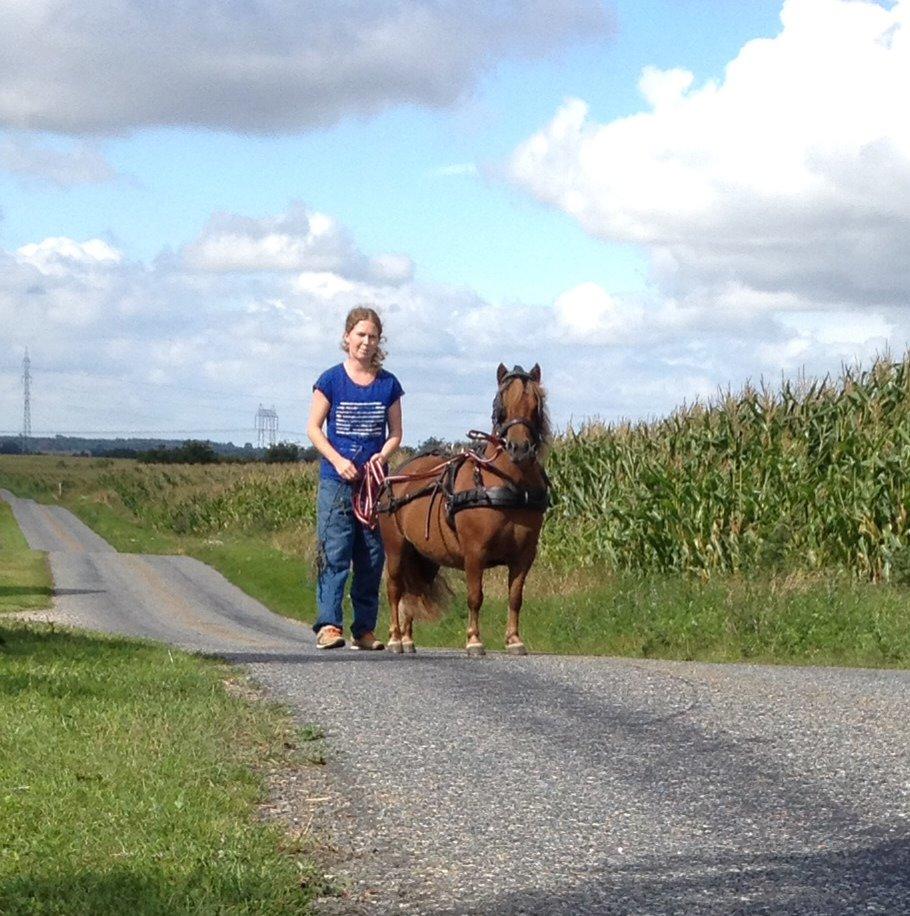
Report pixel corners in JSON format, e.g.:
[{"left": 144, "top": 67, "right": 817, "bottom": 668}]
[
  {"left": 367, "top": 452, "right": 387, "bottom": 471},
  {"left": 333, "top": 458, "right": 359, "bottom": 482}
]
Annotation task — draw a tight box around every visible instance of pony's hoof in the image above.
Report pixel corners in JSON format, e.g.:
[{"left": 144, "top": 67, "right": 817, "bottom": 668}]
[
  {"left": 402, "top": 640, "right": 416, "bottom": 654},
  {"left": 506, "top": 642, "right": 528, "bottom": 656},
  {"left": 466, "top": 642, "right": 486, "bottom": 658},
  {"left": 387, "top": 640, "right": 403, "bottom": 654}
]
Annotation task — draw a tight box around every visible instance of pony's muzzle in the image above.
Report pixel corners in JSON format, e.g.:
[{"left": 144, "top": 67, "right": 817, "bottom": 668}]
[{"left": 506, "top": 439, "right": 535, "bottom": 465}]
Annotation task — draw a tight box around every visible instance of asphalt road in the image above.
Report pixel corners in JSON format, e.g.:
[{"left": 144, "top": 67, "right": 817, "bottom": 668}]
[{"left": 4, "top": 489, "right": 910, "bottom": 915}]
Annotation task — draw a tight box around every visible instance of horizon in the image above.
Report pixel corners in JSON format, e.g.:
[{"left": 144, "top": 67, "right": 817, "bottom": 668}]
[
  {"left": 5, "top": 344, "right": 907, "bottom": 452},
  {"left": 2, "top": 0, "right": 907, "bottom": 443}
]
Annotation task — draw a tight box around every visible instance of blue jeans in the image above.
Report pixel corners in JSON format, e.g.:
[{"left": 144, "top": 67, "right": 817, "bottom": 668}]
[{"left": 313, "top": 477, "right": 385, "bottom": 638}]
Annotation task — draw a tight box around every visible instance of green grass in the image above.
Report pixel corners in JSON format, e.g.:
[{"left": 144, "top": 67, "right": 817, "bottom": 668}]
[
  {"left": 0, "top": 499, "right": 52, "bottom": 614},
  {"left": 377, "top": 567, "right": 910, "bottom": 667},
  {"left": 0, "top": 621, "right": 323, "bottom": 914},
  {"left": 3, "top": 454, "right": 910, "bottom": 667}
]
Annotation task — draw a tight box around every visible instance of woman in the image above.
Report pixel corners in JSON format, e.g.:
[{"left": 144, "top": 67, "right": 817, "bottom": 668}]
[{"left": 307, "top": 306, "right": 403, "bottom": 650}]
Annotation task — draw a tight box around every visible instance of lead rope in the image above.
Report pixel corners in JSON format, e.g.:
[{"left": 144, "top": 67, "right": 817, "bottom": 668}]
[
  {"left": 353, "top": 433, "right": 505, "bottom": 530},
  {"left": 352, "top": 458, "right": 390, "bottom": 528}
]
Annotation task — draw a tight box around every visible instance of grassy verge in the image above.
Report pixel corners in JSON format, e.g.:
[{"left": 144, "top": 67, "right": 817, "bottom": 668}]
[
  {"left": 3, "top": 455, "right": 909, "bottom": 667},
  {"left": 0, "top": 620, "right": 323, "bottom": 914},
  {"left": 0, "top": 498, "right": 52, "bottom": 613},
  {"left": 62, "top": 504, "right": 910, "bottom": 667},
  {"left": 380, "top": 568, "right": 910, "bottom": 667}
]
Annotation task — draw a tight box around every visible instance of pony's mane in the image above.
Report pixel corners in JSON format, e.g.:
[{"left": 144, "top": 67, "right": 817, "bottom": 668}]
[{"left": 502, "top": 376, "right": 552, "bottom": 446}]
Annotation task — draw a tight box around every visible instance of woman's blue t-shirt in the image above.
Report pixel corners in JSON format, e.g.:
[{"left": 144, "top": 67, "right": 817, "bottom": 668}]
[{"left": 313, "top": 364, "right": 404, "bottom": 482}]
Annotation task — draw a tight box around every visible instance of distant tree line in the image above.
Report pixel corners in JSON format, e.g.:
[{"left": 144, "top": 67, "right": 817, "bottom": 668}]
[
  {"left": 1, "top": 434, "right": 464, "bottom": 464},
  {"left": 135, "top": 440, "right": 220, "bottom": 464},
  {"left": 0, "top": 436, "right": 318, "bottom": 464},
  {"left": 132, "top": 440, "right": 317, "bottom": 464}
]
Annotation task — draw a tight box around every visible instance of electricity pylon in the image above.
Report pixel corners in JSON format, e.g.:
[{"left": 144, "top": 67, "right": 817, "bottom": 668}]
[
  {"left": 21, "top": 348, "right": 31, "bottom": 454},
  {"left": 255, "top": 404, "right": 278, "bottom": 448}
]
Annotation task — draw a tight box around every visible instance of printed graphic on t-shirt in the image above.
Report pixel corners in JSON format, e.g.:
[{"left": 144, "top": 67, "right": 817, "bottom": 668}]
[{"left": 336, "top": 400, "right": 386, "bottom": 438}]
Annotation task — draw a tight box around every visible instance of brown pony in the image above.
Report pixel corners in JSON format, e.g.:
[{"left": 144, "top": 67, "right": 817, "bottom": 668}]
[{"left": 377, "top": 363, "right": 550, "bottom": 656}]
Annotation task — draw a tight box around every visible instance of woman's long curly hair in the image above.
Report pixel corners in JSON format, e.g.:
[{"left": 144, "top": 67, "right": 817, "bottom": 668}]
[{"left": 341, "top": 306, "right": 386, "bottom": 371}]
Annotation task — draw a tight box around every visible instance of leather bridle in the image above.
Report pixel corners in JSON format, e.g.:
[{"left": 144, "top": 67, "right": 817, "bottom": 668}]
[{"left": 492, "top": 368, "right": 545, "bottom": 458}]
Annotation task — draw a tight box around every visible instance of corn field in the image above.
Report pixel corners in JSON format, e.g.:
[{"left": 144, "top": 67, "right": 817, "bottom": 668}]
[
  {"left": 541, "top": 355, "right": 910, "bottom": 581},
  {"left": 0, "top": 458, "right": 318, "bottom": 536},
  {"left": 3, "top": 354, "right": 910, "bottom": 582},
  {"left": 96, "top": 464, "right": 318, "bottom": 534}
]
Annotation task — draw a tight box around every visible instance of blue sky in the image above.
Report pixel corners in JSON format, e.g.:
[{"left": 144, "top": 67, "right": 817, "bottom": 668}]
[
  {"left": 0, "top": 1, "right": 783, "bottom": 300},
  {"left": 1, "top": 0, "right": 905, "bottom": 444}
]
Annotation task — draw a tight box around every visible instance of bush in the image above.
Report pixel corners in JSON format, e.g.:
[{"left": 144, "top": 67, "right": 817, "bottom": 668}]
[
  {"left": 265, "top": 442, "right": 299, "bottom": 463},
  {"left": 139, "top": 440, "right": 219, "bottom": 465}
]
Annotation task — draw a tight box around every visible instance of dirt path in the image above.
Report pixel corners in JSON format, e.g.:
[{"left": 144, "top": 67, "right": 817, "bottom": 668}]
[{"left": 4, "top": 489, "right": 910, "bottom": 914}]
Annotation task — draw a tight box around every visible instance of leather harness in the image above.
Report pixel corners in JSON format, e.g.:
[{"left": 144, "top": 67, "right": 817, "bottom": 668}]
[
  {"left": 375, "top": 367, "right": 550, "bottom": 529},
  {"left": 376, "top": 446, "right": 550, "bottom": 531},
  {"left": 442, "top": 449, "right": 550, "bottom": 522}
]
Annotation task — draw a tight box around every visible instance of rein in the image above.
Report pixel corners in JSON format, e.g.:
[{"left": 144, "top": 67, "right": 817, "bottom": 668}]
[
  {"left": 352, "top": 431, "right": 505, "bottom": 531},
  {"left": 353, "top": 366, "right": 549, "bottom": 533}
]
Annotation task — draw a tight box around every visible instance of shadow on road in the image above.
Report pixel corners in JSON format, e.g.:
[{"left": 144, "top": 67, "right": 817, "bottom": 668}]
[
  {"left": 207, "top": 650, "right": 463, "bottom": 666},
  {"left": 427, "top": 835, "right": 910, "bottom": 915}
]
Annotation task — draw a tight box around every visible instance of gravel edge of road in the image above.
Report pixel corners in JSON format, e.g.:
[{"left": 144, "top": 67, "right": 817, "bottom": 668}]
[{"left": 223, "top": 670, "right": 385, "bottom": 914}]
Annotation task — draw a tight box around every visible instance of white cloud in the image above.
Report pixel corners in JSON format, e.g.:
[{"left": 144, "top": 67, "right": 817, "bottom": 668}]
[
  {"left": 3, "top": 200, "right": 906, "bottom": 447},
  {"left": 0, "top": 209, "right": 496, "bottom": 440},
  {"left": 292, "top": 273, "right": 356, "bottom": 300},
  {"left": 512, "top": 0, "right": 910, "bottom": 312},
  {"left": 553, "top": 282, "right": 645, "bottom": 343},
  {"left": 181, "top": 203, "right": 414, "bottom": 284},
  {"left": 363, "top": 254, "right": 414, "bottom": 285},
  {"left": 0, "top": 0, "right": 607, "bottom": 135},
  {"left": 16, "top": 237, "right": 123, "bottom": 275},
  {"left": 637, "top": 66, "right": 694, "bottom": 110}
]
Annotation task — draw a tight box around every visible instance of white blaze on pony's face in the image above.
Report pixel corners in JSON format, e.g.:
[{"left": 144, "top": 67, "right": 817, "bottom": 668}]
[{"left": 344, "top": 319, "right": 380, "bottom": 364}]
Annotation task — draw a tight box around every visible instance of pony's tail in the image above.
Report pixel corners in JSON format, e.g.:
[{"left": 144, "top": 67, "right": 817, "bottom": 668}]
[{"left": 398, "top": 547, "right": 452, "bottom": 621}]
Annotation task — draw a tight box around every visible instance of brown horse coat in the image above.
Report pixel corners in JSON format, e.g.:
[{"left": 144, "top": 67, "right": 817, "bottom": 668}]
[{"left": 377, "top": 363, "right": 550, "bottom": 656}]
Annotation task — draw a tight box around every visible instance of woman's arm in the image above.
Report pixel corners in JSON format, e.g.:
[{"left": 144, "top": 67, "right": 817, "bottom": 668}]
[
  {"left": 307, "top": 390, "right": 358, "bottom": 481},
  {"left": 373, "top": 398, "right": 402, "bottom": 464}
]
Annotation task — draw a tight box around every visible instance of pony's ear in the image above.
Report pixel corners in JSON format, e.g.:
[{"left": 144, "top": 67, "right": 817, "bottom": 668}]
[
  {"left": 497, "top": 363, "right": 508, "bottom": 383},
  {"left": 529, "top": 363, "right": 541, "bottom": 382}
]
